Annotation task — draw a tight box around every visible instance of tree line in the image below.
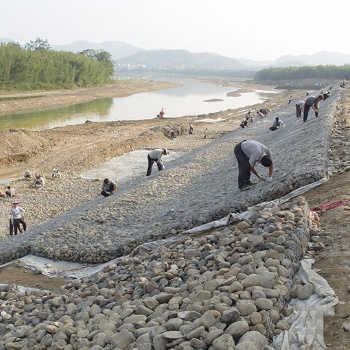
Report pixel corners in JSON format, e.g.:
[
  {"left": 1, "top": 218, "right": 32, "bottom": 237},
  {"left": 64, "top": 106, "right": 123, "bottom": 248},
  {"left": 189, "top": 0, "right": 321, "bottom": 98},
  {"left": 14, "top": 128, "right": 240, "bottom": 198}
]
[
  {"left": 255, "top": 65, "right": 350, "bottom": 82},
  {"left": 0, "top": 38, "right": 114, "bottom": 91}
]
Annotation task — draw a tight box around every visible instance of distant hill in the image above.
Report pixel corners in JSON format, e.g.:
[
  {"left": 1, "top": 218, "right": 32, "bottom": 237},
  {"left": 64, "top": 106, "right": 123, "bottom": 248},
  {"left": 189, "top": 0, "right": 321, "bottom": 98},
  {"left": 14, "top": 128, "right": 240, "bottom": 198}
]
[
  {"left": 274, "top": 51, "right": 350, "bottom": 67},
  {"left": 52, "top": 40, "right": 144, "bottom": 60},
  {"left": 0, "top": 38, "right": 15, "bottom": 44},
  {"left": 3, "top": 38, "right": 350, "bottom": 71},
  {"left": 235, "top": 58, "right": 274, "bottom": 69},
  {"left": 115, "top": 49, "right": 245, "bottom": 70}
]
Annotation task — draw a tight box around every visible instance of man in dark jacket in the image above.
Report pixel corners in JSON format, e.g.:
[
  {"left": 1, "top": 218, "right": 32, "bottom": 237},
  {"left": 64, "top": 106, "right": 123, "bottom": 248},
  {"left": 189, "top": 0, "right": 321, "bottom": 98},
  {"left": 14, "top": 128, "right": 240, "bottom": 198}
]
[{"left": 303, "top": 95, "right": 323, "bottom": 122}]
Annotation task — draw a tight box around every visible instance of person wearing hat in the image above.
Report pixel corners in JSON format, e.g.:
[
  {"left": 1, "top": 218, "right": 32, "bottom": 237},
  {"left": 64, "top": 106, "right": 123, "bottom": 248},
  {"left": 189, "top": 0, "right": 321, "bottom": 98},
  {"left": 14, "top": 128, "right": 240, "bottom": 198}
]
[
  {"left": 9, "top": 201, "right": 26, "bottom": 235},
  {"left": 101, "top": 178, "right": 117, "bottom": 197},
  {"left": 146, "top": 148, "right": 169, "bottom": 176},
  {"left": 303, "top": 94, "right": 323, "bottom": 122},
  {"left": 234, "top": 140, "right": 273, "bottom": 191}
]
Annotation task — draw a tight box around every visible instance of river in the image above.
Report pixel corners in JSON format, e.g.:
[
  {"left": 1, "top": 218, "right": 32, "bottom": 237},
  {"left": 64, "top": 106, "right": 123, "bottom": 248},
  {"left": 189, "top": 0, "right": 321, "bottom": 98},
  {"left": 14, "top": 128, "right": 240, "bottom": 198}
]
[{"left": 0, "top": 80, "right": 278, "bottom": 131}]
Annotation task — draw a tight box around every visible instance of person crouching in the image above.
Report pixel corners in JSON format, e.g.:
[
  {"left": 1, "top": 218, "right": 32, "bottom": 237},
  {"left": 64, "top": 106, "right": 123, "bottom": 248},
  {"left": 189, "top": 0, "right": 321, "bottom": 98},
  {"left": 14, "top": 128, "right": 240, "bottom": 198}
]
[{"left": 101, "top": 178, "right": 117, "bottom": 197}]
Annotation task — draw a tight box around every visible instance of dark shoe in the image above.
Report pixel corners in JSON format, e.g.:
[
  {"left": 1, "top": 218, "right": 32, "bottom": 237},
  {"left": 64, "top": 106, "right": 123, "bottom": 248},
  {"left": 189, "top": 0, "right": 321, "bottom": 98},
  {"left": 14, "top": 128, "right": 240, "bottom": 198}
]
[{"left": 239, "top": 184, "right": 251, "bottom": 191}]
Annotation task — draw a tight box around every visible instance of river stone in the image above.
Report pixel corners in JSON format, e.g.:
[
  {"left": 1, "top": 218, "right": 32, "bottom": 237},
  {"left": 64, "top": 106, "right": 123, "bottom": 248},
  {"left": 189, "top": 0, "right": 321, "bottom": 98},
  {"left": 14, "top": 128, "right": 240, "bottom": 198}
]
[
  {"left": 212, "top": 334, "right": 236, "bottom": 350},
  {"left": 296, "top": 283, "right": 314, "bottom": 300},
  {"left": 165, "top": 318, "right": 183, "bottom": 331},
  {"left": 238, "top": 330, "right": 268, "bottom": 348},
  {"left": 162, "top": 331, "right": 183, "bottom": 339},
  {"left": 236, "top": 300, "right": 257, "bottom": 316},
  {"left": 228, "top": 281, "right": 244, "bottom": 293},
  {"left": 110, "top": 329, "right": 135, "bottom": 349},
  {"left": 343, "top": 322, "right": 350, "bottom": 332},
  {"left": 249, "top": 311, "right": 262, "bottom": 326},
  {"left": 153, "top": 333, "right": 168, "bottom": 350},
  {"left": 192, "top": 290, "right": 212, "bottom": 303},
  {"left": 206, "top": 328, "right": 224, "bottom": 344},
  {"left": 186, "top": 326, "right": 206, "bottom": 340},
  {"left": 255, "top": 298, "right": 273, "bottom": 311},
  {"left": 220, "top": 307, "right": 240, "bottom": 323},
  {"left": 225, "top": 320, "right": 249, "bottom": 338},
  {"left": 235, "top": 341, "right": 258, "bottom": 350},
  {"left": 251, "top": 289, "right": 266, "bottom": 300},
  {"left": 136, "top": 333, "right": 152, "bottom": 350}
]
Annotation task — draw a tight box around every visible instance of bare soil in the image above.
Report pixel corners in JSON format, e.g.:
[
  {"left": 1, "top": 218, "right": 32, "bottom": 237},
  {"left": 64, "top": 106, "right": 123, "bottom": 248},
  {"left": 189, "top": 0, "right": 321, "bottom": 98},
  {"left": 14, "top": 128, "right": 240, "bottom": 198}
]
[
  {"left": 0, "top": 80, "right": 350, "bottom": 347},
  {"left": 303, "top": 88, "right": 350, "bottom": 349}
]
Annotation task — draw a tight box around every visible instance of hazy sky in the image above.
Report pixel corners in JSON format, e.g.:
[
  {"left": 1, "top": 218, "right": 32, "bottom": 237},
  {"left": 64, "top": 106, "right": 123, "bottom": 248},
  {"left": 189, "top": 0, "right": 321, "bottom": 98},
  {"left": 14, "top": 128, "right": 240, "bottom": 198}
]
[{"left": 1, "top": 0, "right": 347, "bottom": 61}]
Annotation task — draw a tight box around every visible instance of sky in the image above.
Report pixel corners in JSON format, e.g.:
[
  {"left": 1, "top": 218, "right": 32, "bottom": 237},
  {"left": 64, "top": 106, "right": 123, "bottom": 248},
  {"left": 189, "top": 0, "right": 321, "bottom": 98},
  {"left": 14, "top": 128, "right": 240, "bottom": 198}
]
[{"left": 1, "top": 0, "right": 348, "bottom": 61}]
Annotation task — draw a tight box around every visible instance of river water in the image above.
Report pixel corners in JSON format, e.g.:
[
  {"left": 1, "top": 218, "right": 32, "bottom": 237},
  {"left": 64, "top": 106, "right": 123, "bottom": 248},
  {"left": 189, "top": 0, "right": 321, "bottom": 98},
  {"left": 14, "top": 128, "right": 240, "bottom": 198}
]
[{"left": 0, "top": 81, "right": 278, "bottom": 131}]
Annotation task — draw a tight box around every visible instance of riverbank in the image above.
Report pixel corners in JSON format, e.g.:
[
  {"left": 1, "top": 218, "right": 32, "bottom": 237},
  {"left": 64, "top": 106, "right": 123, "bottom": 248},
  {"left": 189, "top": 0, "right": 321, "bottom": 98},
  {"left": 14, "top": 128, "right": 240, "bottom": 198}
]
[
  {"left": 0, "top": 79, "right": 290, "bottom": 238},
  {"left": 1, "top": 80, "right": 350, "bottom": 348},
  {"left": 0, "top": 80, "right": 177, "bottom": 116}
]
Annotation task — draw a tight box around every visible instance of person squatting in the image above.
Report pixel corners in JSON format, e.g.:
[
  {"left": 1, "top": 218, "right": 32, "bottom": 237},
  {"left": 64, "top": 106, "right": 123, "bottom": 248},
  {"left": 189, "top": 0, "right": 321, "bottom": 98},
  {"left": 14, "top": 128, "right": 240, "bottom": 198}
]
[{"left": 101, "top": 178, "right": 117, "bottom": 197}]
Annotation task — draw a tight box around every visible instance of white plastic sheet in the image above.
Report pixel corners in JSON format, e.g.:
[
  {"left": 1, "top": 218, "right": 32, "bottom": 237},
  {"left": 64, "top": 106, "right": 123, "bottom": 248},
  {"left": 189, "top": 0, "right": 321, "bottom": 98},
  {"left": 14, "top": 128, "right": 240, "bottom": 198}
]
[{"left": 272, "top": 259, "right": 338, "bottom": 350}]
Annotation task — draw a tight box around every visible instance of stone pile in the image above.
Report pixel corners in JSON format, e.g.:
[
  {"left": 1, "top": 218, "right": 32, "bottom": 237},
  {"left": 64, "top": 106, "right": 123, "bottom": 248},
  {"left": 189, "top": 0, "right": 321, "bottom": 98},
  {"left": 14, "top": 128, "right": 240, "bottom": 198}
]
[{"left": 0, "top": 196, "right": 315, "bottom": 349}]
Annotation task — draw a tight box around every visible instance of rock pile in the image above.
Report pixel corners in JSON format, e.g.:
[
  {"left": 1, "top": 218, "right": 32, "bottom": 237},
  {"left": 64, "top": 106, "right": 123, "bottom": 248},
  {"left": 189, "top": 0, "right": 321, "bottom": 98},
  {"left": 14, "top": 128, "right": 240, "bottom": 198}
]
[{"left": 0, "top": 196, "right": 315, "bottom": 349}]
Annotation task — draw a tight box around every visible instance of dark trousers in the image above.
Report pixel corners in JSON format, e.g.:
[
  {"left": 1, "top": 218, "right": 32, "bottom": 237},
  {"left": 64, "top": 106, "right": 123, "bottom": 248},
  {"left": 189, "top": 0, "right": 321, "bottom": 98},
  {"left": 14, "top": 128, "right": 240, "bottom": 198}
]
[
  {"left": 303, "top": 104, "right": 311, "bottom": 122},
  {"left": 101, "top": 191, "right": 112, "bottom": 197},
  {"left": 9, "top": 219, "right": 13, "bottom": 235},
  {"left": 146, "top": 155, "right": 163, "bottom": 176},
  {"left": 10, "top": 218, "right": 26, "bottom": 235},
  {"left": 234, "top": 142, "right": 251, "bottom": 189}
]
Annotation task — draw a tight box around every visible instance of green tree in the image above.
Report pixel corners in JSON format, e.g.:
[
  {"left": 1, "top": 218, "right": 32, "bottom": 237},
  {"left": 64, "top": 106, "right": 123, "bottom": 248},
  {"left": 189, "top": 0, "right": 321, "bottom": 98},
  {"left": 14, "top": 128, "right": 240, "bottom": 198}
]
[{"left": 25, "top": 37, "right": 51, "bottom": 51}]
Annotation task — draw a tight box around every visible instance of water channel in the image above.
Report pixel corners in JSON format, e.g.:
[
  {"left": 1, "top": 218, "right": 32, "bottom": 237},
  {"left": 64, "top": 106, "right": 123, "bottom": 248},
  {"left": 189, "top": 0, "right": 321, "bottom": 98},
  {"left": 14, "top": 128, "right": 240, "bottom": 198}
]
[{"left": 0, "top": 80, "right": 278, "bottom": 132}]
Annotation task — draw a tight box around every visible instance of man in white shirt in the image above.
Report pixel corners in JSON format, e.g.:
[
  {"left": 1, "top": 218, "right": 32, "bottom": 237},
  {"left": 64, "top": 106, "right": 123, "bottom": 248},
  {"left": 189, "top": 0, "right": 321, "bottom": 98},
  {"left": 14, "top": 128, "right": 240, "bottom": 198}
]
[
  {"left": 295, "top": 100, "right": 305, "bottom": 118},
  {"left": 234, "top": 140, "right": 273, "bottom": 191},
  {"left": 10, "top": 201, "right": 26, "bottom": 235},
  {"left": 147, "top": 149, "right": 169, "bottom": 176},
  {"left": 101, "top": 178, "right": 117, "bottom": 197}
]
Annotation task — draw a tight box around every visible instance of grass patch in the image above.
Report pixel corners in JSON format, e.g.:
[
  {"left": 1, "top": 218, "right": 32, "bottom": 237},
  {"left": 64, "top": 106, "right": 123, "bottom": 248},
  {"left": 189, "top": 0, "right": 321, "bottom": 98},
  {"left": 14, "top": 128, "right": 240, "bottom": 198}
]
[{"left": 0, "top": 95, "right": 45, "bottom": 102}]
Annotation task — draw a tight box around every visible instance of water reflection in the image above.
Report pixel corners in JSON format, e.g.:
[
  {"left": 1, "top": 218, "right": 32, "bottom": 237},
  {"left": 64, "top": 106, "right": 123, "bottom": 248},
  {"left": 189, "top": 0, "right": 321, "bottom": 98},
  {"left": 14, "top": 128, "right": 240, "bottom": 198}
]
[
  {"left": 0, "top": 98, "right": 114, "bottom": 131},
  {"left": 0, "top": 82, "right": 274, "bottom": 131}
]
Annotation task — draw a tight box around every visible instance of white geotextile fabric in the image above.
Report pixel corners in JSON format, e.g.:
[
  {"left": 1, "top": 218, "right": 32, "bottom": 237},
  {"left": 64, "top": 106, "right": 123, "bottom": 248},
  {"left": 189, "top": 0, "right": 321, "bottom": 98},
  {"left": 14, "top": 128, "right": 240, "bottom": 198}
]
[
  {"left": 272, "top": 259, "right": 338, "bottom": 350},
  {"left": 6, "top": 254, "right": 125, "bottom": 279}
]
